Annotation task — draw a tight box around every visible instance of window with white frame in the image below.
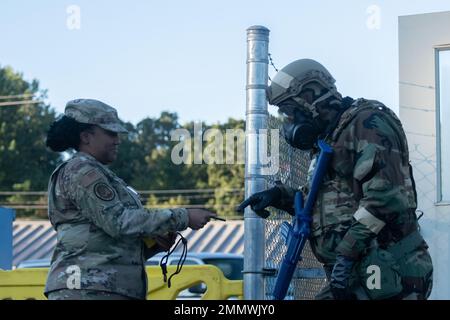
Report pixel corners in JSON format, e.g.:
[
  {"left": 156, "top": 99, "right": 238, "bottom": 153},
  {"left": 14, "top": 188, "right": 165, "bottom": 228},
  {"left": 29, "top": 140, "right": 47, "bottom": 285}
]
[{"left": 437, "top": 48, "right": 450, "bottom": 202}]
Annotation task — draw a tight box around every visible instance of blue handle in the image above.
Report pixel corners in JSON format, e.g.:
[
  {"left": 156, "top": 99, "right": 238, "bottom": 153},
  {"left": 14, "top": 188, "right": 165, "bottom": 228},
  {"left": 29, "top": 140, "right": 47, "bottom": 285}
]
[{"left": 303, "top": 140, "right": 333, "bottom": 211}]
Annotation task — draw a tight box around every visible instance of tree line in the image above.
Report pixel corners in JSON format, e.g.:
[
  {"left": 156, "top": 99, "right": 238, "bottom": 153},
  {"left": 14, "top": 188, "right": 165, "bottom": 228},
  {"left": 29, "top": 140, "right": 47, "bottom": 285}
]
[{"left": 0, "top": 65, "right": 245, "bottom": 219}]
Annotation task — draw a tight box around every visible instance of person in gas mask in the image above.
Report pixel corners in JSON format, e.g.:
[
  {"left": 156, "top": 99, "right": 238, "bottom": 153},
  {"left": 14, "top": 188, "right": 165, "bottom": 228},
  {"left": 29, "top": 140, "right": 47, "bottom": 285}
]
[{"left": 237, "top": 59, "right": 433, "bottom": 300}]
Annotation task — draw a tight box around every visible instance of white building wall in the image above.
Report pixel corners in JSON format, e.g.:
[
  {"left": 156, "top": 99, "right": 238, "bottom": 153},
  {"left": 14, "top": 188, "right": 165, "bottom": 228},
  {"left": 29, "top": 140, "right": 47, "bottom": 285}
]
[{"left": 399, "top": 11, "right": 450, "bottom": 299}]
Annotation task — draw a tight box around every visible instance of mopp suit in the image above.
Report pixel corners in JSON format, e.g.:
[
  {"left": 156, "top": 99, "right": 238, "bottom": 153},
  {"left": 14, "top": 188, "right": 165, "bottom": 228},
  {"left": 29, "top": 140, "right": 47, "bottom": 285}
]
[{"left": 239, "top": 59, "right": 433, "bottom": 300}]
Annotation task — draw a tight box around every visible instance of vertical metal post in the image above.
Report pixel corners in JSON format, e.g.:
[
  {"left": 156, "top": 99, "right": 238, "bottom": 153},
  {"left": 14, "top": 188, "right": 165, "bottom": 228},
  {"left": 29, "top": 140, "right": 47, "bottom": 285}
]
[
  {"left": 0, "top": 207, "right": 15, "bottom": 270},
  {"left": 244, "top": 25, "right": 270, "bottom": 300}
]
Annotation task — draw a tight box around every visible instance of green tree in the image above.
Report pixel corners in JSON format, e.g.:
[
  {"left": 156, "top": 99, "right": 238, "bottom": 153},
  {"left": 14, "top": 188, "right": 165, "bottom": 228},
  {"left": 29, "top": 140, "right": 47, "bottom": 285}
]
[
  {"left": 204, "top": 119, "right": 245, "bottom": 217},
  {"left": 0, "top": 65, "right": 59, "bottom": 190},
  {"left": 0, "top": 64, "right": 247, "bottom": 219},
  {"left": 112, "top": 115, "right": 245, "bottom": 216}
]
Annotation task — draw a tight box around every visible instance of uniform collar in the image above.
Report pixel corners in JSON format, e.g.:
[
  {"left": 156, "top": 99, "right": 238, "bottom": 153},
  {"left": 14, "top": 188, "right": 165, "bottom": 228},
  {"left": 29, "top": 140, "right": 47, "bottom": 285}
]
[
  {"left": 73, "top": 151, "right": 98, "bottom": 162},
  {"left": 73, "top": 152, "right": 117, "bottom": 177}
]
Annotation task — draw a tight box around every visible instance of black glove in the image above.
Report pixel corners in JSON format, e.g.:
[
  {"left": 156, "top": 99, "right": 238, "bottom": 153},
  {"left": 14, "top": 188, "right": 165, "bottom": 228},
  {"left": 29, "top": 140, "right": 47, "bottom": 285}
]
[
  {"left": 236, "top": 187, "right": 282, "bottom": 218},
  {"left": 330, "top": 254, "right": 356, "bottom": 300}
]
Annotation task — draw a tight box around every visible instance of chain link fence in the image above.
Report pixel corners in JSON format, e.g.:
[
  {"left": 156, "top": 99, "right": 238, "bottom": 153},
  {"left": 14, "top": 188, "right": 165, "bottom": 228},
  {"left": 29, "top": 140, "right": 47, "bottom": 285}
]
[{"left": 264, "top": 115, "right": 326, "bottom": 300}]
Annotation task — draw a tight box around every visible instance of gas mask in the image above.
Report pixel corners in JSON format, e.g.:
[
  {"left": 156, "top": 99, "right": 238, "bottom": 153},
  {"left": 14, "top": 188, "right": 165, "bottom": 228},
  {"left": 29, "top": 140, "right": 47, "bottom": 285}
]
[{"left": 278, "top": 100, "right": 321, "bottom": 150}]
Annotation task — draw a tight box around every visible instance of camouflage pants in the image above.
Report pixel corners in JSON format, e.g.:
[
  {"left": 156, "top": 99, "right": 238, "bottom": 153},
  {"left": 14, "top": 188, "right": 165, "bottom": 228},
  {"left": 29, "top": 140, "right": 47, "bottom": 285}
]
[
  {"left": 314, "top": 264, "right": 432, "bottom": 300},
  {"left": 47, "top": 289, "right": 135, "bottom": 300}
]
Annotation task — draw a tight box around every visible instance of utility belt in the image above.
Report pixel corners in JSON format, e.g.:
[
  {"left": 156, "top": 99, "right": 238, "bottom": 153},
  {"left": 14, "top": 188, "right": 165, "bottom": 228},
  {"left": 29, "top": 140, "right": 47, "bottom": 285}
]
[{"left": 354, "top": 230, "right": 425, "bottom": 300}]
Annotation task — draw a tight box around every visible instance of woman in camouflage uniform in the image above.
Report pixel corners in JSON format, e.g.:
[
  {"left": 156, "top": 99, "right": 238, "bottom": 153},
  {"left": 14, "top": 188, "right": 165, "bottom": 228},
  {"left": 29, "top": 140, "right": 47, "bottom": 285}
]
[{"left": 45, "top": 99, "right": 215, "bottom": 300}]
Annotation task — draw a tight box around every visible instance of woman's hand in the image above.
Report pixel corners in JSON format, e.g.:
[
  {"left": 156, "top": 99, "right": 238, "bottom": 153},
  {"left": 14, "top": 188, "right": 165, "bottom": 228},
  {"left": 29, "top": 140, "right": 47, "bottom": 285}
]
[
  {"left": 187, "top": 208, "right": 218, "bottom": 230},
  {"left": 154, "top": 232, "right": 177, "bottom": 251}
]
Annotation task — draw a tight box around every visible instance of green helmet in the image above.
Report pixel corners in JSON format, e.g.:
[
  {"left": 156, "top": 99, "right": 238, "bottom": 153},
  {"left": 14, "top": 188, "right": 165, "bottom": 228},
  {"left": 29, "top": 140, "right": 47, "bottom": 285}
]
[{"left": 267, "top": 59, "right": 342, "bottom": 117}]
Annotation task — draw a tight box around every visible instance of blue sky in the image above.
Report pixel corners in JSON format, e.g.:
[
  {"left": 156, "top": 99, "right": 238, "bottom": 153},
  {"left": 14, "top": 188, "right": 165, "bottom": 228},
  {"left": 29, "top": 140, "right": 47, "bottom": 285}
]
[{"left": 1, "top": 0, "right": 450, "bottom": 125}]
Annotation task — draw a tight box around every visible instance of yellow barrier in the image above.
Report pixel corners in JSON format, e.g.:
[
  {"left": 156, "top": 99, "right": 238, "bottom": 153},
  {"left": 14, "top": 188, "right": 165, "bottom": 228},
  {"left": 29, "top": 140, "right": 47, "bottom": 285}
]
[{"left": 0, "top": 265, "right": 243, "bottom": 300}]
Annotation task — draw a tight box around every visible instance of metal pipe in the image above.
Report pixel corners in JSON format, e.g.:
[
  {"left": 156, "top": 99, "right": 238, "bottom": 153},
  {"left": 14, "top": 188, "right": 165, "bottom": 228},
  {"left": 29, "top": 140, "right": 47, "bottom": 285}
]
[{"left": 244, "top": 25, "right": 270, "bottom": 300}]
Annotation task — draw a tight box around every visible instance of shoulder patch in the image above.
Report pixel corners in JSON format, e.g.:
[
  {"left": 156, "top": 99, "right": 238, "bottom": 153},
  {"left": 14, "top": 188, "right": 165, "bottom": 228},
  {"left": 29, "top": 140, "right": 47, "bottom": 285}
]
[
  {"left": 80, "top": 169, "right": 103, "bottom": 187},
  {"left": 94, "top": 182, "right": 115, "bottom": 201},
  {"left": 331, "top": 100, "right": 386, "bottom": 144}
]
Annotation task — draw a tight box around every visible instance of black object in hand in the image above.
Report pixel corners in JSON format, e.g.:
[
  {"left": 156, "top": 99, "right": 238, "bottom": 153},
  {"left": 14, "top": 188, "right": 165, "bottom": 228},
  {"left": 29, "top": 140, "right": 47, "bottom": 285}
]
[
  {"left": 236, "top": 187, "right": 282, "bottom": 219},
  {"left": 330, "top": 254, "right": 356, "bottom": 300}
]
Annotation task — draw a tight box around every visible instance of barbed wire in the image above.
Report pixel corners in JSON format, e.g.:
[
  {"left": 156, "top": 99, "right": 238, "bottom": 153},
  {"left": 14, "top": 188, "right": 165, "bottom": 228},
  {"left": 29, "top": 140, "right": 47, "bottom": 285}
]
[
  {"left": 0, "top": 100, "right": 43, "bottom": 107},
  {"left": 399, "top": 81, "right": 434, "bottom": 90},
  {"left": 0, "top": 93, "right": 35, "bottom": 100},
  {"left": 3, "top": 203, "right": 242, "bottom": 210},
  {"left": 268, "top": 53, "right": 279, "bottom": 72},
  {"left": 0, "top": 188, "right": 246, "bottom": 211},
  {"left": 0, "top": 188, "right": 245, "bottom": 196},
  {"left": 139, "top": 188, "right": 243, "bottom": 194},
  {"left": 268, "top": 52, "right": 279, "bottom": 83},
  {"left": 145, "top": 193, "right": 243, "bottom": 202}
]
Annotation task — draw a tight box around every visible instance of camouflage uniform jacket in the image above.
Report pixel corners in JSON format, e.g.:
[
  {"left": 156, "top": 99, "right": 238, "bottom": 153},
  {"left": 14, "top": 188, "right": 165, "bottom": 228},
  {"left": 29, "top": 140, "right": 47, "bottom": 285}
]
[
  {"left": 279, "top": 98, "right": 432, "bottom": 295},
  {"left": 44, "top": 152, "right": 189, "bottom": 299}
]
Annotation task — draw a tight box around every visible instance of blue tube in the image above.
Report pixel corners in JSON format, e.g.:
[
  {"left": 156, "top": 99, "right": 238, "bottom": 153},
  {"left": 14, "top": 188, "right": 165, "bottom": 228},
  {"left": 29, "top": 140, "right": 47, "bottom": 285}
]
[{"left": 272, "top": 140, "right": 333, "bottom": 300}]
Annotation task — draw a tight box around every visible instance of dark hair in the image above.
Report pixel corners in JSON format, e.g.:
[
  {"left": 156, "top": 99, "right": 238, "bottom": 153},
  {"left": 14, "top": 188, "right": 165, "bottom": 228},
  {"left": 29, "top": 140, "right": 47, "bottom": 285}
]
[{"left": 46, "top": 116, "right": 94, "bottom": 152}]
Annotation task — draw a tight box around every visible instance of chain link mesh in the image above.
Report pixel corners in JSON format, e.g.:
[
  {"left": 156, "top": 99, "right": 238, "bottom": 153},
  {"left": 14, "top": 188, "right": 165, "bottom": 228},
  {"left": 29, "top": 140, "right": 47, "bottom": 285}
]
[
  {"left": 409, "top": 143, "right": 437, "bottom": 212},
  {"left": 264, "top": 115, "right": 326, "bottom": 300}
]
